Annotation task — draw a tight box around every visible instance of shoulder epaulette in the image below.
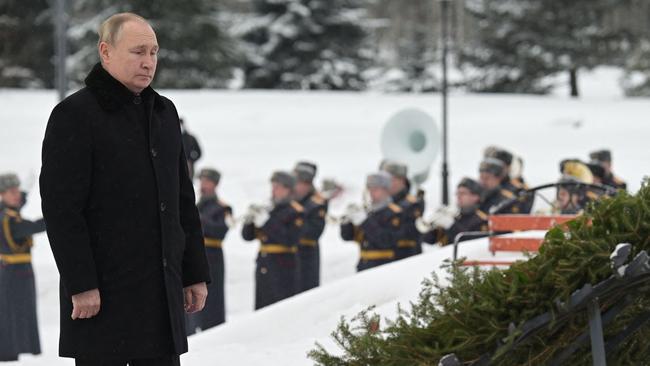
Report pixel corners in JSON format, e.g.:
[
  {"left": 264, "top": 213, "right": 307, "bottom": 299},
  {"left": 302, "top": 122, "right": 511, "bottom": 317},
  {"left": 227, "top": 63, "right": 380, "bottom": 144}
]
[
  {"left": 311, "top": 193, "right": 326, "bottom": 205},
  {"left": 406, "top": 194, "right": 418, "bottom": 204},
  {"left": 476, "top": 210, "right": 488, "bottom": 221},
  {"left": 290, "top": 201, "right": 304, "bottom": 213},
  {"left": 388, "top": 203, "right": 402, "bottom": 213},
  {"left": 501, "top": 189, "right": 515, "bottom": 199},
  {"left": 4, "top": 209, "right": 19, "bottom": 218}
]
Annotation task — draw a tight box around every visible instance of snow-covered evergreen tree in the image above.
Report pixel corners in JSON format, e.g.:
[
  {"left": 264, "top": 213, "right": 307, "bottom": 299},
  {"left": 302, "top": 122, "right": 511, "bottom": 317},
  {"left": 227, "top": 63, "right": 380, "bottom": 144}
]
[
  {"left": 365, "top": 0, "right": 440, "bottom": 92},
  {"left": 0, "top": 0, "right": 53, "bottom": 88},
  {"left": 461, "top": 0, "right": 629, "bottom": 96},
  {"left": 237, "top": 0, "right": 371, "bottom": 90},
  {"left": 67, "top": 0, "right": 236, "bottom": 89}
]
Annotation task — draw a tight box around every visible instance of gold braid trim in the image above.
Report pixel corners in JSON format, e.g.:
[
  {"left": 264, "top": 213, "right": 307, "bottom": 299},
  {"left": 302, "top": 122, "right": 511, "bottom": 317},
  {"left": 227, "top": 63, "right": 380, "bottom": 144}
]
[{"left": 3, "top": 211, "right": 32, "bottom": 253}]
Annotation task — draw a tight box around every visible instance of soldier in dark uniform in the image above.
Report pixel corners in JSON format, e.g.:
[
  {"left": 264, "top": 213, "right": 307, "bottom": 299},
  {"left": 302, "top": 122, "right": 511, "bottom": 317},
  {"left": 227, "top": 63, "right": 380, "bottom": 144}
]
[
  {"left": 292, "top": 161, "right": 327, "bottom": 293},
  {"left": 419, "top": 178, "right": 488, "bottom": 246},
  {"left": 555, "top": 175, "right": 588, "bottom": 214},
  {"left": 478, "top": 158, "right": 515, "bottom": 214},
  {"left": 559, "top": 159, "right": 603, "bottom": 211},
  {"left": 586, "top": 161, "right": 606, "bottom": 186},
  {"left": 0, "top": 174, "right": 46, "bottom": 361},
  {"left": 242, "top": 171, "right": 304, "bottom": 310},
  {"left": 180, "top": 118, "right": 202, "bottom": 179},
  {"left": 381, "top": 161, "right": 425, "bottom": 260},
  {"left": 589, "top": 149, "right": 626, "bottom": 190},
  {"left": 340, "top": 172, "right": 402, "bottom": 272},
  {"left": 186, "top": 168, "right": 231, "bottom": 335},
  {"left": 484, "top": 146, "right": 533, "bottom": 213}
]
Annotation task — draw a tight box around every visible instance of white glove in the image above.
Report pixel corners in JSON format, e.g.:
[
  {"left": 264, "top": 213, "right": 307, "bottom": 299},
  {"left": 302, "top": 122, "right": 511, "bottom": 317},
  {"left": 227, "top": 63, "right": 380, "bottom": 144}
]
[
  {"left": 343, "top": 203, "right": 367, "bottom": 226},
  {"left": 415, "top": 217, "right": 433, "bottom": 234},
  {"left": 224, "top": 213, "right": 236, "bottom": 229},
  {"left": 321, "top": 179, "right": 342, "bottom": 200},
  {"left": 430, "top": 206, "right": 457, "bottom": 229},
  {"left": 254, "top": 210, "right": 269, "bottom": 228},
  {"left": 243, "top": 205, "right": 257, "bottom": 224}
]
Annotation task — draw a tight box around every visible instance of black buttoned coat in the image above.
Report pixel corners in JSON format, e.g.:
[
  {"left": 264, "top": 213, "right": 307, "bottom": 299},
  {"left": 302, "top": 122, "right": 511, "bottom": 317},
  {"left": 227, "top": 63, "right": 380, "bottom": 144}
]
[{"left": 40, "top": 63, "right": 210, "bottom": 360}]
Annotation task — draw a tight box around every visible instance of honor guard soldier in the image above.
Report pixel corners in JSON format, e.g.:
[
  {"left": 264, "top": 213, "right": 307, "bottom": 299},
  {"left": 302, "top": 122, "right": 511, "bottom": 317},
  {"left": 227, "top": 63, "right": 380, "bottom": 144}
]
[
  {"left": 293, "top": 161, "right": 327, "bottom": 293},
  {"left": 0, "top": 174, "right": 46, "bottom": 361},
  {"left": 478, "top": 158, "right": 516, "bottom": 214},
  {"left": 180, "top": 118, "right": 202, "bottom": 179},
  {"left": 242, "top": 171, "right": 304, "bottom": 309},
  {"left": 381, "top": 161, "right": 425, "bottom": 260},
  {"left": 559, "top": 159, "right": 603, "bottom": 212},
  {"left": 484, "top": 146, "right": 533, "bottom": 213},
  {"left": 418, "top": 178, "right": 488, "bottom": 246},
  {"left": 186, "top": 168, "right": 231, "bottom": 335},
  {"left": 340, "top": 172, "right": 402, "bottom": 272},
  {"left": 589, "top": 149, "right": 627, "bottom": 191}
]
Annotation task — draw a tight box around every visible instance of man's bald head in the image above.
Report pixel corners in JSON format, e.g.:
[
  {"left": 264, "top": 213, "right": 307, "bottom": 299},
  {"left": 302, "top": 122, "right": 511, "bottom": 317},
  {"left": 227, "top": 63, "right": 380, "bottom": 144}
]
[{"left": 98, "top": 12, "right": 150, "bottom": 47}]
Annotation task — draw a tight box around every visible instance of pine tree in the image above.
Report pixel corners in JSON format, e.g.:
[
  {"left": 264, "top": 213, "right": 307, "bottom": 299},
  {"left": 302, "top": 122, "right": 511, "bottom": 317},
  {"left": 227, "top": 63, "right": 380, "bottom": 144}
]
[
  {"left": 621, "top": 39, "right": 650, "bottom": 96},
  {"left": 237, "top": 0, "right": 370, "bottom": 90},
  {"left": 366, "top": 0, "right": 439, "bottom": 92},
  {"left": 0, "top": 0, "right": 54, "bottom": 88},
  {"left": 310, "top": 180, "right": 650, "bottom": 365},
  {"left": 461, "top": 0, "right": 629, "bottom": 96},
  {"left": 67, "top": 0, "right": 236, "bottom": 89}
]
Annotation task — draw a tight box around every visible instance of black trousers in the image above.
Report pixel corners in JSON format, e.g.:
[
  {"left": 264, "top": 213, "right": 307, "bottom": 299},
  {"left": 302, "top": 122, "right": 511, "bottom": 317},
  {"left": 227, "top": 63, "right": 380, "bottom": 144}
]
[{"left": 75, "top": 355, "right": 180, "bottom": 366}]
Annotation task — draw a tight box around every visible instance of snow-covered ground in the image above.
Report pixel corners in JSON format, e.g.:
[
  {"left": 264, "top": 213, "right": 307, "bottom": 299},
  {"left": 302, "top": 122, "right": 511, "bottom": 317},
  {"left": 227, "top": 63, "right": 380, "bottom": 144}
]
[{"left": 1, "top": 68, "right": 648, "bottom": 365}]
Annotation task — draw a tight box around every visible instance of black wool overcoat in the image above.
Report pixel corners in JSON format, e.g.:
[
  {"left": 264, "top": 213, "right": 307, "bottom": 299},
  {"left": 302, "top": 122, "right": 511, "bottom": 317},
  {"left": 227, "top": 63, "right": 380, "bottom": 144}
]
[{"left": 40, "top": 63, "right": 210, "bottom": 360}]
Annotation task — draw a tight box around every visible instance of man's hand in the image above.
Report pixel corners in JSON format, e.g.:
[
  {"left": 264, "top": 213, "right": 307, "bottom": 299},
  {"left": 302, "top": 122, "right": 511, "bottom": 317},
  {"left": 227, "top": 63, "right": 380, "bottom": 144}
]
[
  {"left": 71, "top": 288, "right": 101, "bottom": 320},
  {"left": 184, "top": 282, "right": 208, "bottom": 314}
]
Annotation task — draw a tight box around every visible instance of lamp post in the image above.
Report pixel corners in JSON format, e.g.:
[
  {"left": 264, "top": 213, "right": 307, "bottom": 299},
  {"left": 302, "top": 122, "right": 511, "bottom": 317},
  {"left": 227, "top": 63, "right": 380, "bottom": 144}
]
[
  {"left": 54, "top": 0, "right": 67, "bottom": 101},
  {"left": 439, "top": 0, "right": 451, "bottom": 205}
]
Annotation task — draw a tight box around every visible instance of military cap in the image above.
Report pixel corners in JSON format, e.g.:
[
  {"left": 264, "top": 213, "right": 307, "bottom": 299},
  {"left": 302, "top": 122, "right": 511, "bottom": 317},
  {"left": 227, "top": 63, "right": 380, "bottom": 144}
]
[
  {"left": 197, "top": 168, "right": 221, "bottom": 184},
  {"left": 381, "top": 160, "right": 408, "bottom": 179},
  {"left": 366, "top": 171, "right": 392, "bottom": 190},
  {"left": 457, "top": 177, "right": 483, "bottom": 196},
  {"left": 271, "top": 171, "right": 296, "bottom": 189},
  {"left": 0, "top": 173, "right": 20, "bottom": 193},
  {"left": 479, "top": 158, "right": 505, "bottom": 177},
  {"left": 589, "top": 149, "right": 612, "bottom": 163},
  {"left": 293, "top": 161, "right": 318, "bottom": 183},
  {"left": 485, "top": 147, "right": 514, "bottom": 166}
]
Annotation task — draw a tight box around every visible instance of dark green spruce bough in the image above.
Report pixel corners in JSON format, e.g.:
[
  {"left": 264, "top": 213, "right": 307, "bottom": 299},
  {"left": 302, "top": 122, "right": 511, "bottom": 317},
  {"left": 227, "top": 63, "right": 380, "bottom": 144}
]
[{"left": 309, "top": 180, "right": 650, "bottom": 365}]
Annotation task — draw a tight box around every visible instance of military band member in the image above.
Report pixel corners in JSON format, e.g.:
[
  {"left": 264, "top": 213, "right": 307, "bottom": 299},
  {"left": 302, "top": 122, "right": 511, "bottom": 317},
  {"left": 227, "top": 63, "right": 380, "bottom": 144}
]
[
  {"left": 558, "top": 159, "right": 602, "bottom": 212},
  {"left": 381, "top": 161, "right": 425, "bottom": 260},
  {"left": 418, "top": 178, "right": 488, "bottom": 246},
  {"left": 484, "top": 146, "right": 533, "bottom": 213},
  {"left": 589, "top": 149, "right": 626, "bottom": 191},
  {"left": 478, "top": 158, "right": 516, "bottom": 214},
  {"left": 186, "top": 168, "right": 231, "bottom": 335},
  {"left": 242, "top": 171, "right": 304, "bottom": 309},
  {"left": 555, "top": 175, "right": 587, "bottom": 214},
  {"left": 586, "top": 161, "right": 606, "bottom": 186},
  {"left": 340, "top": 172, "right": 402, "bottom": 272},
  {"left": 0, "top": 174, "right": 46, "bottom": 361},
  {"left": 180, "top": 118, "right": 202, "bottom": 179},
  {"left": 293, "top": 161, "right": 327, "bottom": 293}
]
